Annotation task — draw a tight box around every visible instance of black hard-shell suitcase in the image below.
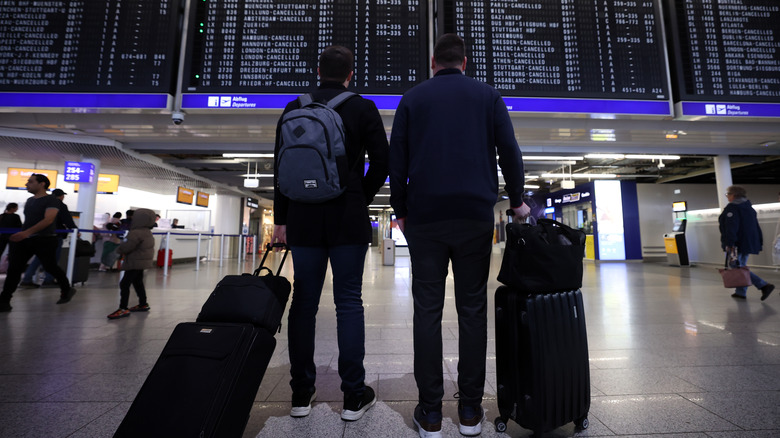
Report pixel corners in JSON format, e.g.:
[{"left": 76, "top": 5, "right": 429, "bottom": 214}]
[
  {"left": 114, "top": 322, "right": 275, "bottom": 438},
  {"left": 115, "top": 244, "right": 290, "bottom": 438},
  {"left": 494, "top": 287, "right": 590, "bottom": 435},
  {"left": 58, "top": 251, "right": 90, "bottom": 285}
]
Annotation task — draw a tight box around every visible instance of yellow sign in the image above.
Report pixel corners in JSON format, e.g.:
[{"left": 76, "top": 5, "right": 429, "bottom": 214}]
[
  {"left": 196, "top": 191, "right": 210, "bottom": 207},
  {"left": 74, "top": 174, "right": 120, "bottom": 194},
  {"left": 177, "top": 186, "right": 194, "bottom": 204},
  {"left": 664, "top": 237, "right": 678, "bottom": 254},
  {"left": 6, "top": 168, "right": 58, "bottom": 190}
]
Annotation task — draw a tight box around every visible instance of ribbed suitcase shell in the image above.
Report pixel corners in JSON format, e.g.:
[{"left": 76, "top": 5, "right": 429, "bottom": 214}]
[
  {"left": 494, "top": 287, "right": 590, "bottom": 435},
  {"left": 114, "top": 322, "right": 275, "bottom": 438}
]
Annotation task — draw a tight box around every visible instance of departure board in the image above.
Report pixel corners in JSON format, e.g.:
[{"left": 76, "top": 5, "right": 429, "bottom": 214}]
[
  {"left": 0, "top": 0, "right": 180, "bottom": 93},
  {"left": 182, "top": 0, "right": 428, "bottom": 95},
  {"left": 442, "top": 0, "right": 670, "bottom": 100},
  {"left": 665, "top": 0, "right": 780, "bottom": 102}
]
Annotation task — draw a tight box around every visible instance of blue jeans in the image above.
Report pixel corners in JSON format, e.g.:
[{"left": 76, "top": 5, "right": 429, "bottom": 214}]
[
  {"left": 731, "top": 253, "right": 768, "bottom": 297},
  {"left": 288, "top": 244, "right": 368, "bottom": 395},
  {"left": 22, "top": 236, "right": 64, "bottom": 284}
]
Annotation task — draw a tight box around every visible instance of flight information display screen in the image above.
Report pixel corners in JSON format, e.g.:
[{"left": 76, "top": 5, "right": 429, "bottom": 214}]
[
  {"left": 0, "top": 0, "right": 181, "bottom": 93},
  {"left": 665, "top": 0, "right": 780, "bottom": 102},
  {"left": 442, "top": 0, "right": 671, "bottom": 100},
  {"left": 182, "top": 0, "right": 428, "bottom": 95}
]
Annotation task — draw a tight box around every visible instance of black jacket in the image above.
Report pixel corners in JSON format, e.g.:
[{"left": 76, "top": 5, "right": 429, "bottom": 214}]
[
  {"left": 274, "top": 82, "right": 389, "bottom": 246},
  {"left": 719, "top": 198, "right": 763, "bottom": 254}
]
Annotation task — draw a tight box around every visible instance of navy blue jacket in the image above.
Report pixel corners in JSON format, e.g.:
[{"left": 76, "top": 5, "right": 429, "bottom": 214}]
[
  {"left": 389, "top": 69, "right": 525, "bottom": 225},
  {"left": 719, "top": 199, "right": 763, "bottom": 254}
]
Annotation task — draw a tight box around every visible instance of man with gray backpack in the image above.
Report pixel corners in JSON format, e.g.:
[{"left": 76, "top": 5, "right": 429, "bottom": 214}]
[{"left": 272, "top": 45, "right": 389, "bottom": 421}]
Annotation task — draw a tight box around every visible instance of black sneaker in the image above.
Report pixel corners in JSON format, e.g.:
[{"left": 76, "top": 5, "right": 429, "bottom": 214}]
[
  {"left": 341, "top": 385, "right": 376, "bottom": 421},
  {"left": 18, "top": 281, "right": 39, "bottom": 289},
  {"left": 457, "top": 402, "right": 484, "bottom": 436},
  {"left": 56, "top": 287, "right": 77, "bottom": 304},
  {"left": 413, "top": 405, "right": 442, "bottom": 437},
  {"left": 760, "top": 284, "right": 775, "bottom": 301},
  {"left": 290, "top": 387, "right": 316, "bottom": 417},
  {"left": 0, "top": 301, "right": 11, "bottom": 312},
  {"left": 731, "top": 293, "right": 746, "bottom": 299}
]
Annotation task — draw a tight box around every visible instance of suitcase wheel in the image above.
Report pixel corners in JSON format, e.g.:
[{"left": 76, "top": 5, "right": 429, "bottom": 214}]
[
  {"left": 575, "top": 415, "right": 589, "bottom": 431},
  {"left": 494, "top": 416, "right": 508, "bottom": 433}
]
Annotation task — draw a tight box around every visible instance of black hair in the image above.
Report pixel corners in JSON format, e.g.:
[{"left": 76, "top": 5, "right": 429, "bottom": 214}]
[
  {"left": 113, "top": 212, "right": 122, "bottom": 219},
  {"left": 6, "top": 202, "right": 18, "bottom": 211},
  {"left": 319, "top": 45, "right": 353, "bottom": 82},
  {"left": 434, "top": 33, "right": 466, "bottom": 68},
  {"left": 126, "top": 210, "right": 135, "bottom": 217},
  {"left": 31, "top": 173, "right": 51, "bottom": 189}
]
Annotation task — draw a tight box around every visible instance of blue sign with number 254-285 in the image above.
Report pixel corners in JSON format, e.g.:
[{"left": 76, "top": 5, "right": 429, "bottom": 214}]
[{"left": 64, "top": 161, "right": 95, "bottom": 183}]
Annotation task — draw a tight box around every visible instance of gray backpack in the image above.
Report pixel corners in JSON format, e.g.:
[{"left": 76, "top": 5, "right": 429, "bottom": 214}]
[{"left": 276, "top": 92, "right": 355, "bottom": 203}]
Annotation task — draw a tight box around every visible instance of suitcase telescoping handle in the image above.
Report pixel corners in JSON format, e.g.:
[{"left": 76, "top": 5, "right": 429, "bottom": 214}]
[{"left": 254, "top": 243, "right": 289, "bottom": 277}]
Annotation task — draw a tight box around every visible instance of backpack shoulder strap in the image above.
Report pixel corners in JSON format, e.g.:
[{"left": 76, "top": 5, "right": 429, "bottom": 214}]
[
  {"left": 326, "top": 91, "right": 356, "bottom": 109},
  {"left": 297, "top": 93, "right": 313, "bottom": 108}
]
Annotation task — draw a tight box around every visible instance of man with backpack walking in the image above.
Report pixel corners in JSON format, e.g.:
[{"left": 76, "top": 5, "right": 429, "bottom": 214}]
[{"left": 272, "top": 45, "right": 389, "bottom": 422}]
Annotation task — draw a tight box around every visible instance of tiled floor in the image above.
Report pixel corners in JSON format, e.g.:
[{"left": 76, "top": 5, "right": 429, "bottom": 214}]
[{"left": 0, "top": 247, "right": 779, "bottom": 437}]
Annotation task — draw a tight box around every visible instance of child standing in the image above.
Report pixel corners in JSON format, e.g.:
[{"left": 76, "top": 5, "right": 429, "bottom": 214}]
[{"left": 108, "top": 208, "right": 156, "bottom": 319}]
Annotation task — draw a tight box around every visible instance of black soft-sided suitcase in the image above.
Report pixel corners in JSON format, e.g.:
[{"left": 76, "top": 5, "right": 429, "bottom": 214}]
[
  {"left": 114, "top": 322, "right": 275, "bottom": 438},
  {"left": 197, "top": 244, "right": 291, "bottom": 334},
  {"left": 115, "top": 244, "right": 290, "bottom": 438},
  {"left": 494, "top": 287, "right": 590, "bottom": 435}
]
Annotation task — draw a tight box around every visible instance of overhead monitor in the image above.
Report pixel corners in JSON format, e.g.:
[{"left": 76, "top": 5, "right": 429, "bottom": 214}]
[
  {"left": 441, "top": 0, "right": 673, "bottom": 116},
  {"left": 196, "top": 191, "right": 210, "bottom": 208},
  {"left": 180, "top": 0, "right": 430, "bottom": 110},
  {"left": 246, "top": 197, "right": 259, "bottom": 209},
  {"left": 74, "top": 174, "right": 120, "bottom": 194},
  {"left": 665, "top": 0, "right": 780, "bottom": 118},
  {"left": 64, "top": 161, "right": 95, "bottom": 184},
  {"left": 672, "top": 201, "right": 687, "bottom": 212},
  {"left": 6, "top": 168, "right": 58, "bottom": 190},
  {"left": 0, "top": 0, "right": 182, "bottom": 109},
  {"left": 176, "top": 186, "right": 195, "bottom": 205}
]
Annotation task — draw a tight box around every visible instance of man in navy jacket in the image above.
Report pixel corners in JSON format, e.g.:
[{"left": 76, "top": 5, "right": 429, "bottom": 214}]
[
  {"left": 389, "top": 34, "right": 530, "bottom": 437},
  {"left": 272, "top": 45, "right": 388, "bottom": 422},
  {"left": 719, "top": 185, "right": 774, "bottom": 300}
]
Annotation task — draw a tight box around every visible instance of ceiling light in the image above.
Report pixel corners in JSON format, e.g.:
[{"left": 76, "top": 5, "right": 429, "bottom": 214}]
[
  {"left": 665, "top": 133, "right": 678, "bottom": 139},
  {"left": 542, "top": 173, "right": 617, "bottom": 179},
  {"left": 522, "top": 156, "right": 584, "bottom": 161},
  {"left": 240, "top": 173, "right": 274, "bottom": 177},
  {"left": 585, "top": 153, "right": 625, "bottom": 159},
  {"left": 590, "top": 129, "right": 616, "bottom": 142},
  {"left": 524, "top": 184, "right": 540, "bottom": 189},
  {"left": 243, "top": 178, "right": 259, "bottom": 188},
  {"left": 223, "top": 153, "right": 274, "bottom": 158},
  {"left": 624, "top": 154, "right": 680, "bottom": 160}
]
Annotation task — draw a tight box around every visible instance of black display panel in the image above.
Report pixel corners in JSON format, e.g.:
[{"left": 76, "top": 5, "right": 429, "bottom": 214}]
[
  {"left": 0, "top": 0, "right": 181, "bottom": 93},
  {"left": 665, "top": 0, "right": 780, "bottom": 102},
  {"left": 182, "top": 0, "right": 428, "bottom": 94},
  {"left": 442, "top": 0, "right": 670, "bottom": 100}
]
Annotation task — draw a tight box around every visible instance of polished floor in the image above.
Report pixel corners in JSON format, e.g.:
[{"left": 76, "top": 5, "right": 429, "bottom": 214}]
[{"left": 0, "top": 247, "right": 779, "bottom": 438}]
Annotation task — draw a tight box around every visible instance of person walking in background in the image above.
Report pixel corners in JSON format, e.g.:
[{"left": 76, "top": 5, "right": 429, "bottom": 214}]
[
  {"left": 0, "top": 174, "right": 77, "bottom": 312},
  {"left": 19, "top": 188, "right": 77, "bottom": 287},
  {"left": 0, "top": 203, "right": 22, "bottom": 258},
  {"left": 99, "top": 212, "right": 122, "bottom": 271},
  {"left": 389, "top": 34, "right": 530, "bottom": 437},
  {"left": 271, "top": 45, "right": 388, "bottom": 421},
  {"left": 107, "top": 208, "right": 156, "bottom": 319},
  {"left": 719, "top": 185, "right": 774, "bottom": 300}
]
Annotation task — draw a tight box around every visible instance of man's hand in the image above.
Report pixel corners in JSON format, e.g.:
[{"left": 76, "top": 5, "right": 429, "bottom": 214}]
[
  {"left": 9, "top": 230, "right": 30, "bottom": 242},
  {"left": 511, "top": 203, "right": 531, "bottom": 219},
  {"left": 396, "top": 217, "right": 406, "bottom": 234},
  {"left": 271, "top": 225, "right": 287, "bottom": 251}
]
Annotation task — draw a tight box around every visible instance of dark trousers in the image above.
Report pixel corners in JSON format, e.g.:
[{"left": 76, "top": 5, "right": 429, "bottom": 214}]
[
  {"left": 23, "top": 236, "right": 64, "bottom": 284},
  {"left": 0, "top": 235, "right": 10, "bottom": 259},
  {"left": 287, "top": 244, "right": 368, "bottom": 395},
  {"left": 119, "top": 269, "right": 147, "bottom": 309},
  {"left": 404, "top": 219, "right": 494, "bottom": 412},
  {"left": 0, "top": 236, "right": 71, "bottom": 303}
]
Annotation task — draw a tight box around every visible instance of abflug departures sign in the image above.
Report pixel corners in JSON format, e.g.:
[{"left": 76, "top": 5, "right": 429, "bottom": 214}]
[
  {"left": 443, "top": 0, "right": 671, "bottom": 101},
  {"left": 182, "top": 0, "right": 428, "bottom": 96},
  {"left": 0, "top": 0, "right": 181, "bottom": 95}
]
